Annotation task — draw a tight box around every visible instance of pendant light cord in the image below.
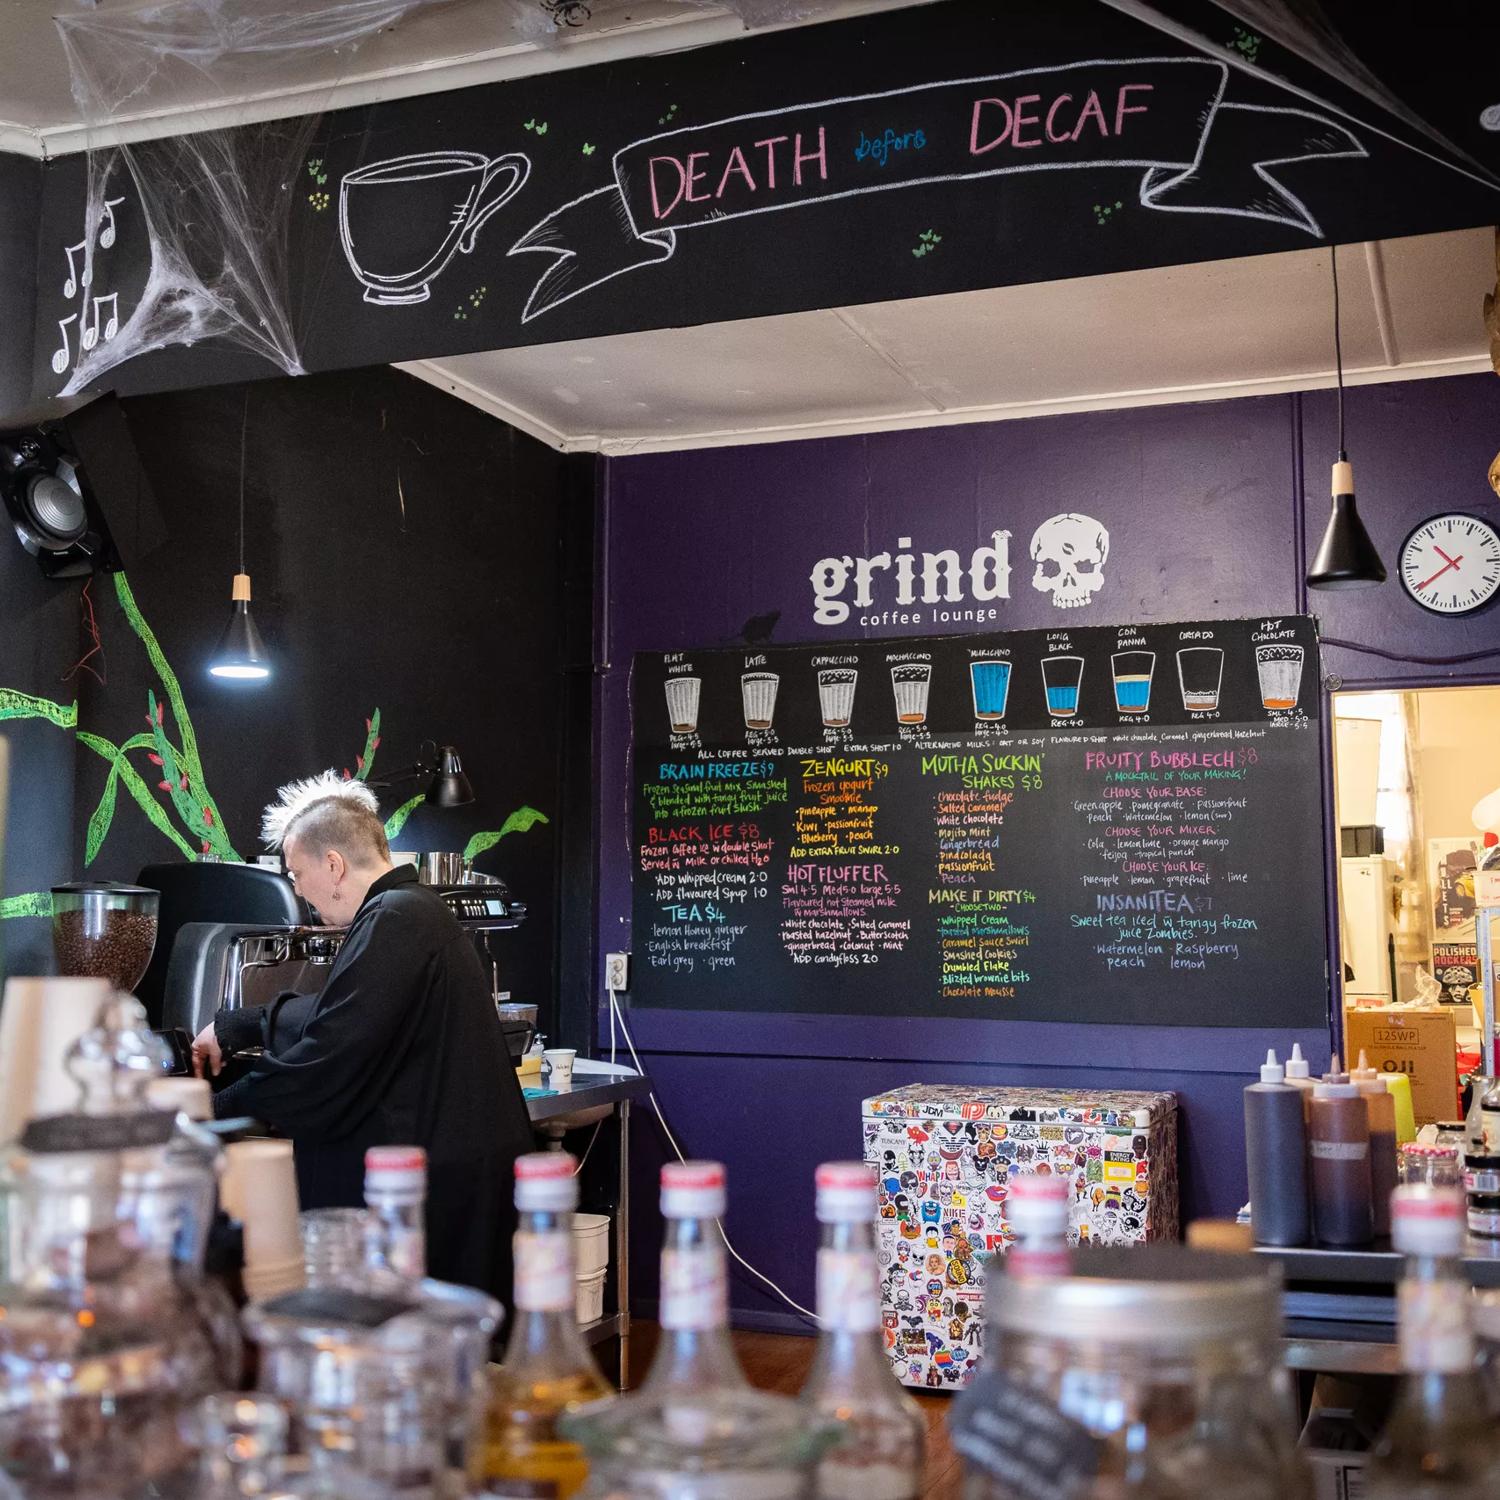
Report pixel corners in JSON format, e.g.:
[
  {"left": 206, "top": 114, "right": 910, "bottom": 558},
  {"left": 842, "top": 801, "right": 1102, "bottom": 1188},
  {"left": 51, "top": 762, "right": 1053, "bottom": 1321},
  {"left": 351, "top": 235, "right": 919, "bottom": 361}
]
[
  {"left": 1331, "top": 243, "right": 1346, "bottom": 459},
  {"left": 238, "top": 393, "right": 249, "bottom": 575}
]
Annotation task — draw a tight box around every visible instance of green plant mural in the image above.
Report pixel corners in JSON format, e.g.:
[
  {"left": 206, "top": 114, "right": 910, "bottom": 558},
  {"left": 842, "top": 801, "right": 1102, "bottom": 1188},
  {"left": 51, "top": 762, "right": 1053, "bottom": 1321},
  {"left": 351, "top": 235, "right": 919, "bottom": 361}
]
[
  {"left": 384, "top": 794, "right": 425, "bottom": 843},
  {"left": 0, "top": 690, "right": 77, "bottom": 728},
  {"left": 464, "top": 806, "right": 549, "bottom": 862},
  {"left": 1, "top": 578, "right": 550, "bottom": 924}
]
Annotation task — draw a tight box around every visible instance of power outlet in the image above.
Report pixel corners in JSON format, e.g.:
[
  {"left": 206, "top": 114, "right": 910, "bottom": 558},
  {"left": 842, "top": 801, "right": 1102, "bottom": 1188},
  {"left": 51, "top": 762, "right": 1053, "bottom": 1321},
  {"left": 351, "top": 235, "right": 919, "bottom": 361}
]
[{"left": 605, "top": 952, "right": 630, "bottom": 991}]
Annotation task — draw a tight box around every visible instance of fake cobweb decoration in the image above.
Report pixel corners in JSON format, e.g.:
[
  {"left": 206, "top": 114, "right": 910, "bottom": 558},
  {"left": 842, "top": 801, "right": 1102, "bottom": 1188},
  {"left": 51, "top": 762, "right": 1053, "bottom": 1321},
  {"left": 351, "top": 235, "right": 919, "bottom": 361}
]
[{"left": 52, "top": 0, "right": 470, "bottom": 397}]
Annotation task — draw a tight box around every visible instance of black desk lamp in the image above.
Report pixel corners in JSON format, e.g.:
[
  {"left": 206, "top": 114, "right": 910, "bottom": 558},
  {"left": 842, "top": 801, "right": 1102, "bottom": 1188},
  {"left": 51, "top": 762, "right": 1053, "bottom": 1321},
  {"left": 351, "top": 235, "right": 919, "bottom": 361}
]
[{"left": 368, "top": 740, "right": 474, "bottom": 807}]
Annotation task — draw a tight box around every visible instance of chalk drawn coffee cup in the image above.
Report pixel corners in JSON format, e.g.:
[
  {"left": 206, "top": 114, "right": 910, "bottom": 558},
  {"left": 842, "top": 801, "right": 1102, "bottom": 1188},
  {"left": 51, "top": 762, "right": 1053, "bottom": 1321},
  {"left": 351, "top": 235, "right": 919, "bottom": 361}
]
[
  {"left": 741, "top": 672, "right": 779, "bottom": 731},
  {"left": 339, "top": 151, "right": 531, "bottom": 306},
  {"left": 1175, "top": 647, "right": 1223, "bottom": 713},
  {"left": 817, "top": 668, "right": 858, "bottom": 728},
  {"left": 1255, "top": 644, "right": 1304, "bottom": 711},
  {"left": 664, "top": 676, "right": 701, "bottom": 734},
  {"left": 890, "top": 664, "right": 932, "bottom": 725}
]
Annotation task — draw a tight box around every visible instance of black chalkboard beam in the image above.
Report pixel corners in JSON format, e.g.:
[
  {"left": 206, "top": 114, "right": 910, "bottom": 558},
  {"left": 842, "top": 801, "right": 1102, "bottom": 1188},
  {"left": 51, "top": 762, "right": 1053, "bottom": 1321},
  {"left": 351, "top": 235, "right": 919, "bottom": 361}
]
[{"left": 506, "top": 56, "right": 1373, "bottom": 322}]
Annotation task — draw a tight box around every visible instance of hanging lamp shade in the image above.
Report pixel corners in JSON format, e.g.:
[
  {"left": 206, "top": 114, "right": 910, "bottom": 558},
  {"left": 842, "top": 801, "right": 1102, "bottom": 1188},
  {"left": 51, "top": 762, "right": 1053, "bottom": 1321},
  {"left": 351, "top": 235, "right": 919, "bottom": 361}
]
[
  {"left": 1306, "top": 456, "right": 1386, "bottom": 590},
  {"left": 426, "top": 744, "right": 474, "bottom": 807},
  {"left": 208, "top": 572, "right": 271, "bottom": 679}
]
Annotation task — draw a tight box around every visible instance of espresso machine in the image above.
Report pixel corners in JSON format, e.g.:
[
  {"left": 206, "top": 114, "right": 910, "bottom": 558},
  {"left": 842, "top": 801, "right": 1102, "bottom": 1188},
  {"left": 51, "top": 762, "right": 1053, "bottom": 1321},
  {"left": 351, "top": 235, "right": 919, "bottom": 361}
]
[{"left": 160, "top": 922, "right": 347, "bottom": 1038}]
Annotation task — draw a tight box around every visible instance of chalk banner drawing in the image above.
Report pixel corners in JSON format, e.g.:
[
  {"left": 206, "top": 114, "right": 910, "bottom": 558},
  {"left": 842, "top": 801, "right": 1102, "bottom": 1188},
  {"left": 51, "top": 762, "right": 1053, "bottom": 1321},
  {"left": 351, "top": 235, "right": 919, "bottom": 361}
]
[
  {"left": 340, "top": 150, "right": 532, "bottom": 305},
  {"left": 507, "top": 56, "right": 1365, "bottom": 321}
]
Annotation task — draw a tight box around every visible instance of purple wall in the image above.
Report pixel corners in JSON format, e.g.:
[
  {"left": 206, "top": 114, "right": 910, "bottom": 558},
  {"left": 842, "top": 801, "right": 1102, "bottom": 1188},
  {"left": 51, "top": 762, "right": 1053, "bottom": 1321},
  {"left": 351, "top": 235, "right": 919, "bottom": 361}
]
[{"left": 597, "top": 372, "right": 1500, "bottom": 1328}]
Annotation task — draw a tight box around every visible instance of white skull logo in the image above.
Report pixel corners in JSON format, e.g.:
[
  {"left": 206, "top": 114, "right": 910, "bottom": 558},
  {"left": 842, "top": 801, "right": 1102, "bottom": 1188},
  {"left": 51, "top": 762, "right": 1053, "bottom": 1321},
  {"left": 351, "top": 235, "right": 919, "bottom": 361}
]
[{"left": 1029, "top": 513, "right": 1110, "bottom": 609}]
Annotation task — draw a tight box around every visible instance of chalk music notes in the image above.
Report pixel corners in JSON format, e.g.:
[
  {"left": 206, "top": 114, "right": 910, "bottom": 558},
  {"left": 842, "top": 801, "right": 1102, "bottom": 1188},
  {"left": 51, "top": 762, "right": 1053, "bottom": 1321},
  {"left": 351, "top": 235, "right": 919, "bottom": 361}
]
[
  {"left": 62, "top": 242, "right": 92, "bottom": 300},
  {"left": 51, "top": 315, "right": 77, "bottom": 375},
  {"left": 99, "top": 197, "right": 122, "bottom": 250},
  {"left": 81, "top": 293, "right": 119, "bottom": 352},
  {"left": 54, "top": 194, "right": 127, "bottom": 383}
]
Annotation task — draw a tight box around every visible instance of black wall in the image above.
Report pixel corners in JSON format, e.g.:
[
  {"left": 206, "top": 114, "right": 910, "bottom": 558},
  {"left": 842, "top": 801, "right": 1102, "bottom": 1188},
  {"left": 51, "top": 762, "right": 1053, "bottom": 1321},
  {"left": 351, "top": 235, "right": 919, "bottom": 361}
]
[
  {"left": 0, "top": 366, "right": 592, "bottom": 1027},
  {"left": 0, "top": 153, "right": 40, "bottom": 420}
]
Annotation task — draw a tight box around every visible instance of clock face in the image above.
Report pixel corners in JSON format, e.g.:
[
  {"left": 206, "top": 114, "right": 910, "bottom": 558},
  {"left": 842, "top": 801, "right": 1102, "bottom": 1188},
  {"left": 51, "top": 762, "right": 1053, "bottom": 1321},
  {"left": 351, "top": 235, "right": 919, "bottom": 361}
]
[{"left": 1398, "top": 514, "right": 1500, "bottom": 616}]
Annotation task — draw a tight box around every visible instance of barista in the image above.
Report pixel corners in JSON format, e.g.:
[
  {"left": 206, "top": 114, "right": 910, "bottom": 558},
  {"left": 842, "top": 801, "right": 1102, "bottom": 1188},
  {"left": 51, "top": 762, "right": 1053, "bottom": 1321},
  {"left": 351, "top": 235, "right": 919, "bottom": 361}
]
[{"left": 193, "top": 772, "right": 532, "bottom": 1304}]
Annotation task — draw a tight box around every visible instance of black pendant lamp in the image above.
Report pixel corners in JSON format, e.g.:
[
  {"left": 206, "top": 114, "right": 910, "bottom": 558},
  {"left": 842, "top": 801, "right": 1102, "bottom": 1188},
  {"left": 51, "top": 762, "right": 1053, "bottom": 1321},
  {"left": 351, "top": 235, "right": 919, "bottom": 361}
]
[
  {"left": 209, "top": 395, "right": 271, "bottom": 680},
  {"left": 1306, "top": 244, "right": 1386, "bottom": 591}
]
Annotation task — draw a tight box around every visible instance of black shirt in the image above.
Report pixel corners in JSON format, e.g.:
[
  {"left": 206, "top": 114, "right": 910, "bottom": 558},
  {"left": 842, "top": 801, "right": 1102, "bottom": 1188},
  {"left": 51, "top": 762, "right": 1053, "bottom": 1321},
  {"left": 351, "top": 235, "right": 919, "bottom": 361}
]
[{"left": 213, "top": 865, "right": 533, "bottom": 1303}]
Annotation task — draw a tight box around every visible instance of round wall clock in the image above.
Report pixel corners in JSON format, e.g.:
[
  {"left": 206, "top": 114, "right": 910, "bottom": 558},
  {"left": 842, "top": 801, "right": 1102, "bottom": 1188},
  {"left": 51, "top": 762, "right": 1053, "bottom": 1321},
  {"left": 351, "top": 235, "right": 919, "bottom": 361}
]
[{"left": 1398, "top": 513, "right": 1500, "bottom": 616}]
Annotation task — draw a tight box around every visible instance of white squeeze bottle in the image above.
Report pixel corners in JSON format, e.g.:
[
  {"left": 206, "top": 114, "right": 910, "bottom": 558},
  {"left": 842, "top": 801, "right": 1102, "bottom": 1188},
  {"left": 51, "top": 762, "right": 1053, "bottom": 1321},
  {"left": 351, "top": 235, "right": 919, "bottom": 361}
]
[{"left": 1285, "top": 1043, "right": 1317, "bottom": 1119}]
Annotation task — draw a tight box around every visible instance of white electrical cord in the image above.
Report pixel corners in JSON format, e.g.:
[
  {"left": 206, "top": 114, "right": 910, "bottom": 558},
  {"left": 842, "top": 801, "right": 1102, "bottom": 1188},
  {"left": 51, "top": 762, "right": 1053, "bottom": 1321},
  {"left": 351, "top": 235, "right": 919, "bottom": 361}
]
[{"left": 607, "top": 984, "right": 816, "bottom": 1324}]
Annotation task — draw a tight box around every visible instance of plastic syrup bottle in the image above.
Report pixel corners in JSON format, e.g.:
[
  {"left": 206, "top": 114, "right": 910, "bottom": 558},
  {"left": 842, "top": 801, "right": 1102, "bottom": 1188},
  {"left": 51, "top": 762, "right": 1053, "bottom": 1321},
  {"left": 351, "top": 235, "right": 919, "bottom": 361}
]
[
  {"left": 1385, "top": 1072, "right": 1418, "bottom": 1145},
  {"left": 1352, "top": 1050, "right": 1399, "bottom": 1237},
  {"left": 1244, "top": 1049, "right": 1310, "bottom": 1247},
  {"left": 470, "top": 1151, "right": 614, "bottom": 1499},
  {"left": 800, "top": 1162, "right": 924, "bottom": 1500},
  {"left": 1309, "top": 1062, "right": 1374, "bottom": 1246},
  {"left": 1366, "top": 1186, "right": 1500, "bottom": 1498}
]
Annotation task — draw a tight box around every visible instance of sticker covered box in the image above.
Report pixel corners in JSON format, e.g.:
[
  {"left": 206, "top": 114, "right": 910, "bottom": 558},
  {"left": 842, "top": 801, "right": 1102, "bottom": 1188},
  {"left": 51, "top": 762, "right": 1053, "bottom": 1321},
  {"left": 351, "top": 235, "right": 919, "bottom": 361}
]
[{"left": 862, "top": 1082, "right": 1178, "bottom": 1390}]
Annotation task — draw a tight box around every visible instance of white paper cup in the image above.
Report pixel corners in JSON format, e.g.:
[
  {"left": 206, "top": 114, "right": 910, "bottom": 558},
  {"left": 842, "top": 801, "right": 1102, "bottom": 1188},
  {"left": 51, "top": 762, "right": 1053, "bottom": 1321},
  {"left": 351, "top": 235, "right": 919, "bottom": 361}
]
[
  {"left": 146, "top": 1076, "right": 213, "bottom": 1121},
  {"left": 222, "top": 1139, "right": 302, "bottom": 1268},
  {"left": 543, "top": 1048, "right": 576, "bottom": 1088},
  {"left": 0, "top": 976, "right": 113, "bottom": 1144}
]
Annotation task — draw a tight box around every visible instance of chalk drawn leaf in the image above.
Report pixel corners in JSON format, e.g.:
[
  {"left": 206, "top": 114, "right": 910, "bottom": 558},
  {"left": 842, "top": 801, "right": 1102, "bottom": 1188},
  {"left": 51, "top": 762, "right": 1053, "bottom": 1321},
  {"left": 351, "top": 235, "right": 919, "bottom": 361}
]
[{"left": 463, "top": 805, "right": 550, "bottom": 863}]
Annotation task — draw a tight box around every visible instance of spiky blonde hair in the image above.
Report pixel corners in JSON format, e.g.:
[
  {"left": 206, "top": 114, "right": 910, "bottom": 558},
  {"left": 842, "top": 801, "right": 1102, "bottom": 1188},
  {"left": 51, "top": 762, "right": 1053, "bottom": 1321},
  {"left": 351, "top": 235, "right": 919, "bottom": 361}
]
[{"left": 261, "top": 770, "right": 381, "bottom": 851}]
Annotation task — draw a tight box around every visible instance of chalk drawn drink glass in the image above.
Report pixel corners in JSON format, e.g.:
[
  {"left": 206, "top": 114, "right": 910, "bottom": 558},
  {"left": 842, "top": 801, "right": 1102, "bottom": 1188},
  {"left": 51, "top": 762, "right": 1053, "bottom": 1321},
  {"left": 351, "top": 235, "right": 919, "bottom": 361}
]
[
  {"left": 970, "top": 660, "right": 1011, "bottom": 720},
  {"left": 1176, "top": 648, "right": 1224, "bottom": 712},
  {"left": 817, "top": 669, "right": 858, "bottom": 728},
  {"left": 1111, "top": 651, "right": 1155, "bottom": 714},
  {"left": 339, "top": 150, "right": 531, "bottom": 305},
  {"left": 741, "top": 672, "right": 779, "bottom": 730},
  {"left": 890, "top": 665, "right": 932, "bottom": 725},
  {"left": 1255, "top": 645, "right": 1304, "bottom": 711},
  {"left": 664, "top": 676, "right": 701, "bottom": 734},
  {"left": 1041, "top": 656, "right": 1084, "bottom": 717}
]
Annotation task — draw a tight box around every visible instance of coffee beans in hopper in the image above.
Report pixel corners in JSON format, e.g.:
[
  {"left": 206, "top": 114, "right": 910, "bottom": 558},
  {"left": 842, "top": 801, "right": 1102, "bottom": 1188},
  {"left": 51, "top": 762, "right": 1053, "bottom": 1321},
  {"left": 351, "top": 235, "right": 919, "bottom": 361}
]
[{"left": 52, "top": 910, "right": 159, "bottom": 992}]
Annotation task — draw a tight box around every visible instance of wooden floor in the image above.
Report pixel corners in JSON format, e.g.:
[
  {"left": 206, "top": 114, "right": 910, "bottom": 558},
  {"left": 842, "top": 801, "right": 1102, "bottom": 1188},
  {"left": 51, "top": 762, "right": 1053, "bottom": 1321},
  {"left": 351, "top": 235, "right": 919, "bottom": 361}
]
[{"left": 625, "top": 1323, "right": 961, "bottom": 1499}]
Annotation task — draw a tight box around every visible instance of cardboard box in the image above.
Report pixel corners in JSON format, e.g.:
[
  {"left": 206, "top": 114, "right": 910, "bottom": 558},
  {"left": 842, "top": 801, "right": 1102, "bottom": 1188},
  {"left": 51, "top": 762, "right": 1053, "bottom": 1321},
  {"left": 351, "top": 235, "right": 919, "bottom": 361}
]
[{"left": 1344, "top": 1006, "right": 1458, "bottom": 1125}]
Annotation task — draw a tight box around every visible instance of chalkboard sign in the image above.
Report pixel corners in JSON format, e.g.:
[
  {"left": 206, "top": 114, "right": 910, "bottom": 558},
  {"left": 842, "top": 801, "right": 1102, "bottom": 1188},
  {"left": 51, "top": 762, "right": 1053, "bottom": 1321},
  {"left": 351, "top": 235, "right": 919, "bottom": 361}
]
[{"left": 630, "top": 616, "right": 1327, "bottom": 1028}]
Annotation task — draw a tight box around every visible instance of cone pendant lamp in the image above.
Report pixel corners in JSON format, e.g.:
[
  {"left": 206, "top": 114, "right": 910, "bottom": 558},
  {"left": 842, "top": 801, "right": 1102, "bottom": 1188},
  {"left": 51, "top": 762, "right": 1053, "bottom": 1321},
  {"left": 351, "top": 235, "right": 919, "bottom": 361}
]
[
  {"left": 1306, "top": 245, "right": 1386, "bottom": 590},
  {"left": 209, "top": 395, "right": 271, "bottom": 680}
]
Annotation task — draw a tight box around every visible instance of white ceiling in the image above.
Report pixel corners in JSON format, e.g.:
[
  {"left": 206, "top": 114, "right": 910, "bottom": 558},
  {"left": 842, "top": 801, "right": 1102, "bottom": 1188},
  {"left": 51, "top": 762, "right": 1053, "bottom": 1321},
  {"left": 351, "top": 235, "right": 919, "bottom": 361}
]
[{"left": 399, "top": 225, "right": 1500, "bottom": 454}]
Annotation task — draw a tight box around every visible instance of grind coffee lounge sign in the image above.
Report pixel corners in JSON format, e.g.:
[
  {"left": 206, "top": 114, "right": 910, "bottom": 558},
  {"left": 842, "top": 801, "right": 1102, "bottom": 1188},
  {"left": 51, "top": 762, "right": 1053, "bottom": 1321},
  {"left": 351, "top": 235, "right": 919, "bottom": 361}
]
[{"left": 630, "top": 616, "right": 1327, "bottom": 1030}]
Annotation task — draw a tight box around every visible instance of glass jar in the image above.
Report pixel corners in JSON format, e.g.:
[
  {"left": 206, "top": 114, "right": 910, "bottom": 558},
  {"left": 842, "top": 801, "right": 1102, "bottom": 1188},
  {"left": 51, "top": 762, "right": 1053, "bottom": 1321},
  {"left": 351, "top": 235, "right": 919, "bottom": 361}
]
[
  {"left": 563, "top": 1387, "right": 840, "bottom": 1500},
  {"left": 300, "top": 1207, "right": 370, "bottom": 1287},
  {"left": 0, "top": 995, "right": 235, "bottom": 1498},
  {"left": 245, "top": 1278, "right": 499, "bottom": 1499},
  {"left": 955, "top": 1246, "right": 1302, "bottom": 1500},
  {"left": 50, "top": 882, "right": 160, "bottom": 991}
]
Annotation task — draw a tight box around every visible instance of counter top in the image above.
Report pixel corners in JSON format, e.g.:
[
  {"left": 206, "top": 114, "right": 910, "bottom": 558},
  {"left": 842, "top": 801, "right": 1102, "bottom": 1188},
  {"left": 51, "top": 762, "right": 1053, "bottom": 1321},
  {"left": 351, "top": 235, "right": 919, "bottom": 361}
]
[
  {"left": 524, "top": 1059, "right": 651, "bottom": 1124},
  {"left": 1256, "top": 1237, "right": 1500, "bottom": 1288}
]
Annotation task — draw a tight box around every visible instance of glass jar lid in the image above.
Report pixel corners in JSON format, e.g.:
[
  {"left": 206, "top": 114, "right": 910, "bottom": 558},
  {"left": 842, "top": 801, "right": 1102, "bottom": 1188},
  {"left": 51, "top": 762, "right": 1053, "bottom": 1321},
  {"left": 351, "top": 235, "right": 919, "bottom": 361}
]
[{"left": 990, "top": 1245, "right": 1281, "bottom": 1348}]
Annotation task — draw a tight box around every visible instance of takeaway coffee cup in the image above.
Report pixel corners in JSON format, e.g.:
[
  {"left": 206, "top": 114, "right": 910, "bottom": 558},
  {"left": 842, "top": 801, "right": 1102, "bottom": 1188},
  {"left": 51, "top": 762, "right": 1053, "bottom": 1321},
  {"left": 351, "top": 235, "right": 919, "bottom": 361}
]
[
  {"left": 543, "top": 1049, "right": 576, "bottom": 1088},
  {"left": 340, "top": 150, "right": 531, "bottom": 305}
]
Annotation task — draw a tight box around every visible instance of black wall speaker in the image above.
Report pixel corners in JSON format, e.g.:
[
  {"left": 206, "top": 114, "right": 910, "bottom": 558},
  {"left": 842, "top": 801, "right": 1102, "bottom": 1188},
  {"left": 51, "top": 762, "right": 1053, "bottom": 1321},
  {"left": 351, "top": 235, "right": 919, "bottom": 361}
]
[{"left": 1, "top": 395, "right": 163, "bottom": 580}]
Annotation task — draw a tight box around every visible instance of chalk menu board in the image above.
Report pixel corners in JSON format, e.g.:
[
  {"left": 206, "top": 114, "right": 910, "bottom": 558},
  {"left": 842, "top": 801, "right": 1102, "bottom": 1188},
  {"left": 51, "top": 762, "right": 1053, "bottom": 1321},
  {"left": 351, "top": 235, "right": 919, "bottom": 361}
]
[{"left": 631, "top": 616, "right": 1327, "bottom": 1029}]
